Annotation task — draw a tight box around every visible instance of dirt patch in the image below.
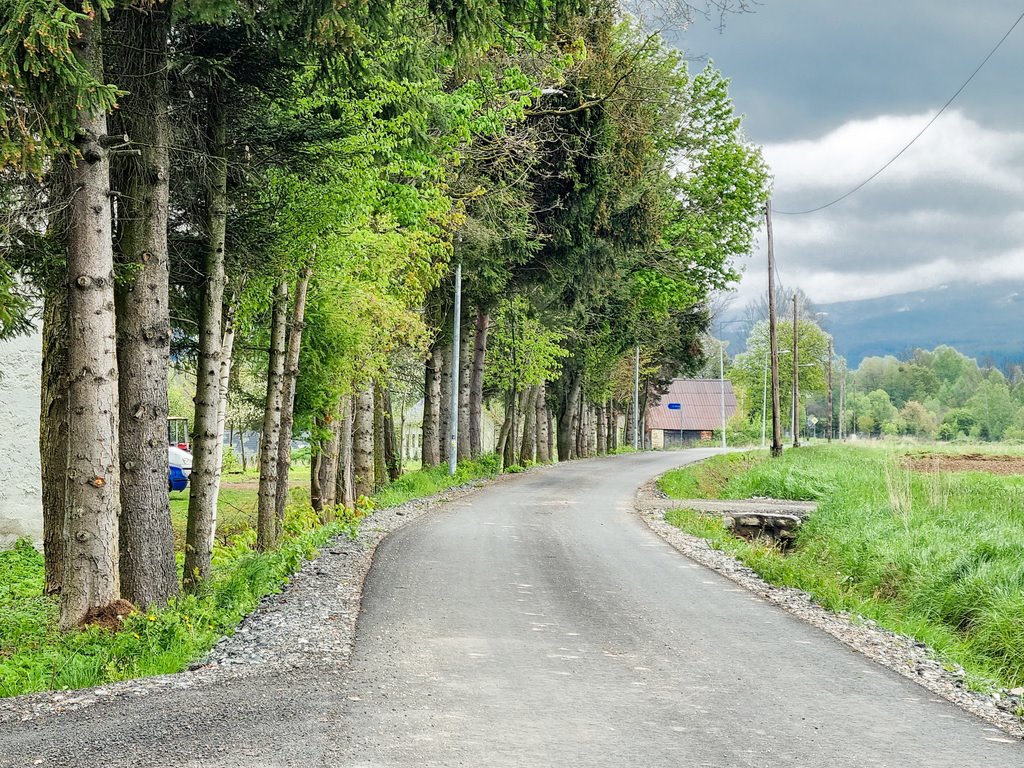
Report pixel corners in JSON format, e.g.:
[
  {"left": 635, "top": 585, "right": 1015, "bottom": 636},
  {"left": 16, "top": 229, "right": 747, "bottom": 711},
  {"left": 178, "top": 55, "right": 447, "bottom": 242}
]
[
  {"left": 81, "top": 599, "right": 137, "bottom": 632},
  {"left": 903, "top": 453, "right": 1024, "bottom": 476}
]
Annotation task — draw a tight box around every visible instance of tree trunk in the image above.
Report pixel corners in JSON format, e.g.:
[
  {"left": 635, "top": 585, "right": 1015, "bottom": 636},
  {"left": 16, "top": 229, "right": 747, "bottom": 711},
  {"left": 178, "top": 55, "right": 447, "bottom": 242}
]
[
  {"left": 373, "top": 382, "right": 386, "bottom": 490},
  {"left": 608, "top": 402, "right": 618, "bottom": 451},
  {"left": 496, "top": 390, "right": 513, "bottom": 467},
  {"left": 210, "top": 298, "right": 236, "bottom": 509},
  {"left": 469, "top": 307, "right": 489, "bottom": 458},
  {"left": 109, "top": 4, "right": 176, "bottom": 608},
  {"left": 256, "top": 280, "right": 288, "bottom": 551},
  {"left": 421, "top": 342, "right": 442, "bottom": 468},
  {"left": 519, "top": 385, "right": 537, "bottom": 465},
  {"left": 183, "top": 79, "right": 228, "bottom": 593},
  {"left": 438, "top": 342, "right": 451, "bottom": 465},
  {"left": 534, "top": 383, "right": 549, "bottom": 464},
  {"left": 323, "top": 410, "right": 342, "bottom": 509},
  {"left": 310, "top": 445, "right": 323, "bottom": 513},
  {"left": 40, "top": 273, "right": 69, "bottom": 596},
  {"left": 353, "top": 386, "right": 375, "bottom": 501},
  {"left": 383, "top": 387, "right": 401, "bottom": 481},
  {"left": 237, "top": 423, "right": 248, "bottom": 471},
  {"left": 61, "top": 10, "right": 121, "bottom": 628},
  {"left": 457, "top": 313, "right": 472, "bottom": 461},
  {"left": 274, "top": 267, "right": 311, "bottom": 534},
  {"left": 574, "top": 394, "right": 586, "bottom": 458},
  {"left": 547, "top": 399, "right": 554, "bottom": 461},
  {"left": 337, "top": 397, "right": 354, "bottom": 512},
  {"left": 316, "top": 440, "right": 331, "bottom": 514},
  {"left": 624, "top": 397, "right": 636, "bottom": 448},
  {"left": 597, "top": 402, "right": 607, "bottom": 455},
  {"left": 503, "top": 385, "right": 519, "bottom": 469},
  {"left": 557, "top": 370, "right": 581, "bottom": 462}
]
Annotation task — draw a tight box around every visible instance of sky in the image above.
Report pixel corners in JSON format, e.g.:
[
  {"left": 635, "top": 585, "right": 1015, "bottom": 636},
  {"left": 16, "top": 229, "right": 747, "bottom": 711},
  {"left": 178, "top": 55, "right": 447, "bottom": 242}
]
[{"left": 662, "top": 1, "right": 1024, "bottom": 311}]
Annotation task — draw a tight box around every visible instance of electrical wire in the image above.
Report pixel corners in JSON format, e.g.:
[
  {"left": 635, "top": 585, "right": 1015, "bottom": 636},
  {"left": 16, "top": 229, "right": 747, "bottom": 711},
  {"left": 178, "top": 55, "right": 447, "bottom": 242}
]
[{"left": 775, "top": 9, "right": 1024, "bottom": 216}]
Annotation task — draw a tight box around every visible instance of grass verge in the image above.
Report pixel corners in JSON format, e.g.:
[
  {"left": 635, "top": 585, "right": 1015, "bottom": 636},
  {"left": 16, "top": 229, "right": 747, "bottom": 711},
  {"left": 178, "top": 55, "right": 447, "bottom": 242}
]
[
  {"left": 0, "top": 455, "right": 503, "bottom": 698},
  {"left": 659, "top": 445, "right": 1024, "bottom": 692}
]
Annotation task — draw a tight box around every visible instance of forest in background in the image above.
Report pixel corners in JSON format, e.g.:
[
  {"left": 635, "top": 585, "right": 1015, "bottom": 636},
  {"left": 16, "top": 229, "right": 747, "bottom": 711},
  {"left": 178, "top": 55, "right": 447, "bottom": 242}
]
[
  {"left": 723, "top": 291, "right": 1024, "bottom": 443},
  {"left": 0, "top": 0, "right": 768, "bottom": 628}
]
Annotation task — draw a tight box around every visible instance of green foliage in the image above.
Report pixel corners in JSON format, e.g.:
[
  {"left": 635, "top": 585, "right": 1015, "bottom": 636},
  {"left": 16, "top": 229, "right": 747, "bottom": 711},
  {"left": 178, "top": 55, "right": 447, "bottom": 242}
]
[
  {"left": 373, "top": 454, "right": 501, "bottom": 508},
  {"left": 834, "top": 344, "right": 1024, "bottom": 443},
  {"left": 485, "top": 296, "right": 569, "bottom": 392},
  {"left": 663, "top": 447, "right": 1024, "bottom": 689},
  {"left": 730, "top": 317, "right": 831, "bottom": 431},
  {"left": 0, "top": 0, "right": 119, "bottom": 171},
  {"left": 0, "top": 511, "right": 358, "bottom": 697}
]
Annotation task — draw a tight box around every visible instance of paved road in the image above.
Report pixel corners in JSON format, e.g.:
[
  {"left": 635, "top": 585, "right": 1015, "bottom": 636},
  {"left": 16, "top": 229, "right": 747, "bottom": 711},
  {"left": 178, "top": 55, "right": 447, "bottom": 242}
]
[{"left": 3, "top": 450, "right": 1023, "bottom": 766}]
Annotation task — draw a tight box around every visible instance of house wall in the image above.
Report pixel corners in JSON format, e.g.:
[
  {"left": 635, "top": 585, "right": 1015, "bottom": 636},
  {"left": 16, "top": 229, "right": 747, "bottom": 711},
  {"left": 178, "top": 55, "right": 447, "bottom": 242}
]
[{"left": 0, "top": 326, "right": 43, "bottom": 549}]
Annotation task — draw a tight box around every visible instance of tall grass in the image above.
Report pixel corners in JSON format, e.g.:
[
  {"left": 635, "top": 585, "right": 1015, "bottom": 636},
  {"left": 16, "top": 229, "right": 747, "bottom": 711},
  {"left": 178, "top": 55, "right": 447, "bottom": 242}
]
[{"left": 660, "top": 446, "right": 1024, "bottom": 690}]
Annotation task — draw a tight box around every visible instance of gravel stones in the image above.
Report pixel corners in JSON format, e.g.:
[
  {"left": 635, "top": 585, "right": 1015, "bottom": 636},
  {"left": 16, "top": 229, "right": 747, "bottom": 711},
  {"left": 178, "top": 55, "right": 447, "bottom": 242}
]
[
  {"left": 0, "top": 479, "right": 491, "bottom": 725},
  {"left": 635, "top": 477, "right": 1024, "bottom": 741}
]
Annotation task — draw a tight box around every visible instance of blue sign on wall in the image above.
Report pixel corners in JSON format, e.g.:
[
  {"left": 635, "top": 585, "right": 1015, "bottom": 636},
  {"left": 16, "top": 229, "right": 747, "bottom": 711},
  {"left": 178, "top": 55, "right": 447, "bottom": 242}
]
[{"left": 667, "top": 403, "right": 682, "bottom": 410}]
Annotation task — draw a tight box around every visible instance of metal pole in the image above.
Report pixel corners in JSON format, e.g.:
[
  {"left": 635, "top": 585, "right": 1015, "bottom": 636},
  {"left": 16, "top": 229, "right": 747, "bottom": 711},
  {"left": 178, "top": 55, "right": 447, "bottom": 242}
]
[
  {"left": 448, "top": 262, "right": 461, "bottom": 475},
  {"left": 792, "top": 294, "right": 800, "bottom": 448},
  {"left": 827, "top": 338, "right": 834, "bottom": 443},
  {"left": 633, "top": 345, "right": 640, "bottom": 450},
  {"left": 719, "top": 336, "right": 726, "bottom": 449}
]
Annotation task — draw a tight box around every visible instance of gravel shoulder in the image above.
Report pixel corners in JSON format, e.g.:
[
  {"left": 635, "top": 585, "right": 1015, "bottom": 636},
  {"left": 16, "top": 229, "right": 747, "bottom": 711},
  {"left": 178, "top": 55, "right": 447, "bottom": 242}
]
[
  {"left": 0, "top": 475, "right": 501, "bottom": 726},
  {"left": 636, "top": 476, "right": 1024, "bottom": 741}
]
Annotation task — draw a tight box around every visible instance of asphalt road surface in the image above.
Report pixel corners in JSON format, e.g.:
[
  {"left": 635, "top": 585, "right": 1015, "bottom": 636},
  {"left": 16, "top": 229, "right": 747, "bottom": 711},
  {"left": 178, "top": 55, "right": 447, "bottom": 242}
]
[{"left": 3, "top": 450, "right": 1024, "bottom": 767}]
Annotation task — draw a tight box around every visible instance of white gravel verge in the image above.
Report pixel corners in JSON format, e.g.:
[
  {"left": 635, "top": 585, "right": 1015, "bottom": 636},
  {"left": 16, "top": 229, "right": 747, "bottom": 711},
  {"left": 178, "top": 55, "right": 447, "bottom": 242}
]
[
  {"left": 0, "top": 478, "right": 493, "bottom": 725},
  {"left": 636, "top": 477, "right": 1024, "bottom": 741}
]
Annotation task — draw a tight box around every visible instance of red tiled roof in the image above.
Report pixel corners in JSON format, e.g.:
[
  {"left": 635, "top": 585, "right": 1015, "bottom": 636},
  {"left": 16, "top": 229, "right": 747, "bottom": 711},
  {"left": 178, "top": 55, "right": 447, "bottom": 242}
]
[{"left": 646, "top": 379, "right": 737, "bottom": 432}]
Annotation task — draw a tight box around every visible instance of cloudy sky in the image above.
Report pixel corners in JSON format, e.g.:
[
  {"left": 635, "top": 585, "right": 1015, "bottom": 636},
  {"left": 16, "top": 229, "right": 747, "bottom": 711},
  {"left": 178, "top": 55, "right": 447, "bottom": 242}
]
[{"left": 666, "top": 1, "right": 1024, "bottom": 309}]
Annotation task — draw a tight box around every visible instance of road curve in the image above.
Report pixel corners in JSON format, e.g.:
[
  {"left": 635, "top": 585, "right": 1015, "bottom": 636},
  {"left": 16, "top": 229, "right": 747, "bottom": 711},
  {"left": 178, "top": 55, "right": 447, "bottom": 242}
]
[{"left": 2, "top": 450, "right": 1023, "bottom": 767}]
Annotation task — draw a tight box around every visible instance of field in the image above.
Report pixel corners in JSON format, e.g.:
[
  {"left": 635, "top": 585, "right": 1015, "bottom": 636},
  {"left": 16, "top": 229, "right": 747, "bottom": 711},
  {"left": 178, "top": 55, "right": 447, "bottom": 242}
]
[{"left": 659, "top": 444, "right": 1024, "bottom": 693}]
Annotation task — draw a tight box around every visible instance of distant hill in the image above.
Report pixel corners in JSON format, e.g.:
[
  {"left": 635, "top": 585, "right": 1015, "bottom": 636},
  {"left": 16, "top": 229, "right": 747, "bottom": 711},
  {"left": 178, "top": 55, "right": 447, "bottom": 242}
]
[
  {"left": 721, "top": 282, "right": 1024, "bottom": 369},
  {"left": 820, "top": 282, "right": 1024, "bottom": 368}
]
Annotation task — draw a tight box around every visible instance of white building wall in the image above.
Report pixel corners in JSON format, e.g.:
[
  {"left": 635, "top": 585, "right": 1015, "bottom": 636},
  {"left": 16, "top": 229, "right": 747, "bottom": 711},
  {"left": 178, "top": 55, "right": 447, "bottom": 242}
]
[{"left": 0, "top": 326, "right": 43, "bottom": 549}]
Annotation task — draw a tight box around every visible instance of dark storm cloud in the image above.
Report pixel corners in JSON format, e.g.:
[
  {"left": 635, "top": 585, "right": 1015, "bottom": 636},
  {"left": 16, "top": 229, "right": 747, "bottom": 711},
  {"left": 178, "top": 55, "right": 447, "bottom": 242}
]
[
  {"left": 670, "top": 1, "right": 1024, "bottom": 140},
  {"left": 662, "top": 2, "right": 1024, "bottom": 306}
]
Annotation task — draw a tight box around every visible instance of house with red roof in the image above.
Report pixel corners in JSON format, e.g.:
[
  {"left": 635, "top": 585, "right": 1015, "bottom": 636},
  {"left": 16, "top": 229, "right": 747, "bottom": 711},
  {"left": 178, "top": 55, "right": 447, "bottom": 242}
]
[{"left": 645, "top": 378, "right": 738, "bottom": 448}]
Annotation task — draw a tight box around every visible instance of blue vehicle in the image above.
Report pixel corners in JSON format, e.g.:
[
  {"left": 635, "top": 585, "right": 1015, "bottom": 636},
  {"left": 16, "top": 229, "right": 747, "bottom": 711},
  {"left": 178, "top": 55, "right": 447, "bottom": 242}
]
[{"left": 168, "top": 445, "right": 192, "bottom": 492}]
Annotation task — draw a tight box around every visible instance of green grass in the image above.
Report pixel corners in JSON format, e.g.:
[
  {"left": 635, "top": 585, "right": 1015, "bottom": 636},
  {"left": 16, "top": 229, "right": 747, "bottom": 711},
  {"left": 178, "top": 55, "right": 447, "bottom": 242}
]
[
  {"left": 373, "top": 454, "right": 501, "bottom": 508},
  {"left": 0, "top": 510, "right": 359, "bottom": 697},
  {"left": 0, "top": 454, "right": 504, "bottom": 698},
  {"left": 660, "top": 445, "right": 1024, "bottom": 691}
]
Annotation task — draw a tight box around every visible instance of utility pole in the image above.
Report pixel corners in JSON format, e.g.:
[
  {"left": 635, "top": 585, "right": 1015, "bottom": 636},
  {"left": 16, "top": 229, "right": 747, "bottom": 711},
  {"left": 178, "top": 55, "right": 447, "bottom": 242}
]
[
  {"left": 766, "top": 201, "right": 783, "bottom": 457},
  {"left": 792, "top": 294, "right": 800, "bottom": 448},
  {"left": 633, "top": 345, "right": 640, "bottom": 450},
  {"left": 448, "top": 262, "right": 462, "bottom": 476},
  {"left": 827, "top": 338, "right": 834, "bottom": 442}
]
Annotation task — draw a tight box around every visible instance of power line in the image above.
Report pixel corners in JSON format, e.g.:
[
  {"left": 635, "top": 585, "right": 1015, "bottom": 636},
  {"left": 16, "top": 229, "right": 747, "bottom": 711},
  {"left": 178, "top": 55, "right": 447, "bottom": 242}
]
[{"left": 775, "top": 9, "right": 1024, "bottom": 216}]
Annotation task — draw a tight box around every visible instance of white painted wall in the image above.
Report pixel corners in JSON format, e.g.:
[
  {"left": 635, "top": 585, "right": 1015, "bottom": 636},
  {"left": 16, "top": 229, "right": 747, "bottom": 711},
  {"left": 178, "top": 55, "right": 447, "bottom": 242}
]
[{"left": 0, "top": 326, "right": 43, "bottom": 549}]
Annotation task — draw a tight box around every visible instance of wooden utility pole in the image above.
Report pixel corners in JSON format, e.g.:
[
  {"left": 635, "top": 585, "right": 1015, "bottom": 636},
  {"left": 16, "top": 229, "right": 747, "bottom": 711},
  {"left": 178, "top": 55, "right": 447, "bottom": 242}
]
[
  {"left": 827, "top": 338, "right": 834, "bottom": 442},
  {"left": 766, "top": 202, "right": 783, "bottom": 457},
  {"left": 792, "top": 294, "right": 800, "bottom": 448}
]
